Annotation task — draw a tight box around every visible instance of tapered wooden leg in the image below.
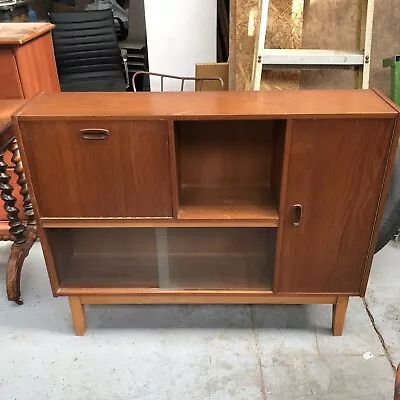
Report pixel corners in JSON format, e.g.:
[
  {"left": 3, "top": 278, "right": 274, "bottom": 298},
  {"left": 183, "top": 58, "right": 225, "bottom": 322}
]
[
  {"left": 69, "top": 296, "right": 86, "bottom": 336},
  {"left": 332, "top": 296, "right": 349, "bottom": 336},
  {"left": 395, "top": 364, "right": 400, "bottom": 400}
]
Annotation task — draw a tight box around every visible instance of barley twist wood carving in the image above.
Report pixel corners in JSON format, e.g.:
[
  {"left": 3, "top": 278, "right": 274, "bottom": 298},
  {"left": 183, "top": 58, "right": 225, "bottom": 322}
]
[
  {"left": 0, "top": 149, "right": 25, "bottom": 244},
  {"left": 9, "top": 140, "right": 35, "bottom": 227}
]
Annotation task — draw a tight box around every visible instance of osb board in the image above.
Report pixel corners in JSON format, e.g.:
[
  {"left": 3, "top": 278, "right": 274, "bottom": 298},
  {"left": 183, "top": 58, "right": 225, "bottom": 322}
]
[
  {"left": 300, "top": 0, "right": 400, "bottom": 93},
  {"left": 233, "top": 0, "right": 400, "bottom": 97},
  {"left": 234, "top": 0, "right": 258, "bottom": 90},
  {"left": 233, "top": 0, "right": 304, "bottom": 91},
  {"left": 262, "top": 0, "right": 304, "bottom": 90},
  {"left": 300, "top": 0, "right": 359, "bottom": 89}
]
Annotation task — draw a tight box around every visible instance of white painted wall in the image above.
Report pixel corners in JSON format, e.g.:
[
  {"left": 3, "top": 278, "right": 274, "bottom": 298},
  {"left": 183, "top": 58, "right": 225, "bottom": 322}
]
[{"left": 144, "top": 0, "right": 217, "bottom": 91}]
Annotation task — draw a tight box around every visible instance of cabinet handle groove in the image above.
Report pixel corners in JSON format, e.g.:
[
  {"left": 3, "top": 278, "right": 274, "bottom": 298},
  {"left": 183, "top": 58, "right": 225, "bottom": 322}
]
[
  {"left": 81, "top": 129, "right": 109, "bottom": 140},
  {"left": 292, "top": 204, "right": 303, "bottom": 227}
]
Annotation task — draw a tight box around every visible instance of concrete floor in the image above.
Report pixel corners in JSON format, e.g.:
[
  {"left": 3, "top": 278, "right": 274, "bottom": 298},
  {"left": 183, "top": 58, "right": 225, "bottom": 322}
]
[{"left": 0, "top": 241, "right": 398, "bottom": 399}]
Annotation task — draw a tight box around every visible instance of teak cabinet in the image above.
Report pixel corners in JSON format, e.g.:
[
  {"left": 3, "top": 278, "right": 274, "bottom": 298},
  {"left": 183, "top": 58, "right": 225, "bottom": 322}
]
[
  {"left": 0, "top": 23, "right": 60, "bottom": 225},
  {"left": 13, "top": 90, "right": 400, "bottom": 336}
]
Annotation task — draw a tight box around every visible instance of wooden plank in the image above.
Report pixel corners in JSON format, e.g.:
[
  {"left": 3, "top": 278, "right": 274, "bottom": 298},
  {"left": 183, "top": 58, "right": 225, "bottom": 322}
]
[
  {"left": 228, "top": 0, "right": 236, "bottom": 90},
  {"left": 14, "top": 90, "right": 397, "bottom": 120},
  {"left": 251, "top": 0, "right": 270, "bottom": 90},
  {"left": 179, "top": 186, "right": 278, "bottom": 222},
  {"left": 40, "top": 217, "right": 278, "bottom": 228},
  {"left": 360, "top": 0, "right": 375, "bottom": 88},
  {"left": 75, "top": 292, "right": 337, "bottom": 305}
]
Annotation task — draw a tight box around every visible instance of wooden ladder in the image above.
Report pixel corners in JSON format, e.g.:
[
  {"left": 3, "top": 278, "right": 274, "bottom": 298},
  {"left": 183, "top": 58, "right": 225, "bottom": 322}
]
[{"left": 251, "top": 0, "right": 375, "bottom": 91}]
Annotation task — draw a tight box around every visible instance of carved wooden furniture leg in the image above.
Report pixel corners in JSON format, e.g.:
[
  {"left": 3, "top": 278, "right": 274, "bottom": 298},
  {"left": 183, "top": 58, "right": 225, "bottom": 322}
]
[
  {"left": 332, "top": 296, "right": 349, "bottom": 336},
  {"left": 69, "top": 296, "right": 86, "bottom": 336},
  {"left": 3, "top": 140, "right": 36, "bottom": 304},
  {"left": 10, "top": 140, "right": 36, "bottom": 229}
]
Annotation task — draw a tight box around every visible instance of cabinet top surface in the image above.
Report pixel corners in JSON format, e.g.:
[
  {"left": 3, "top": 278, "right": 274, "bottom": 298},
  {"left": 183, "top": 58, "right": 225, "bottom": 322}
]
[
  {"left": 0, "top": 23, "right": 54, "bottom": 45},
  {"left": 16, "top": 90, "right": 397, "bottom": 120}
]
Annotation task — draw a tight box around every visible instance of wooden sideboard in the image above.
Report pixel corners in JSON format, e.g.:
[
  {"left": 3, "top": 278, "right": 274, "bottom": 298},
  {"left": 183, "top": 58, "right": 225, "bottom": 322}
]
[
  {"left": 13, "top": 90, "right": 400, "bottom": 335},
  {"left": 0, "top": 23, "right": 59, "bottom": 226}
]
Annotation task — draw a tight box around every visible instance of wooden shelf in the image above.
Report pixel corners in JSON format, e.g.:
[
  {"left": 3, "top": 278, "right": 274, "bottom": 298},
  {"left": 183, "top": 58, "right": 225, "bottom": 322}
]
[{"left": 178, "top": 186, "right": 278, "bottom": 224}]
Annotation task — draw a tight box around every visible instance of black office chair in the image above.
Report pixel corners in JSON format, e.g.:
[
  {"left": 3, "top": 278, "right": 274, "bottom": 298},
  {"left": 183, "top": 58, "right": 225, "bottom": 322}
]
[{"left": 49, "top": 10, "right": 128, "bottom": 92}]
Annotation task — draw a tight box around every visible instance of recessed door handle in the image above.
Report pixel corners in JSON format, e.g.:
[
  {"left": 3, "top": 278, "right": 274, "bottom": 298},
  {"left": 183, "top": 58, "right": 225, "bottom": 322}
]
[
  {"left": 292, "top": 204, "right": 303, "bottom": 227},
  {"left": 81, "top": 129, "right": 109, "bottom": 140}
]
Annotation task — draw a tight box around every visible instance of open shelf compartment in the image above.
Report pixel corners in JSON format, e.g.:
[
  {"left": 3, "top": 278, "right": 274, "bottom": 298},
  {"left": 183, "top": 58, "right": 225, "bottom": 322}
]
[
  {"left": 174, "top": 119, "right": 286, "bottom": 224},
  {"left": 46, "top": 227, "right": 276, "bottom": 291}
]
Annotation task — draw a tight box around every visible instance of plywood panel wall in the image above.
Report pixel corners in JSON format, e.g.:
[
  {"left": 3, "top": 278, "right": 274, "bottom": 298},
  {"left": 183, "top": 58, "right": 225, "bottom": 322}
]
[
  {"left": 233, "top": 0, "right": 303, "bottom": 91},
  {"left": 232, "top": 0, "right": 400, "bottom": 96}
]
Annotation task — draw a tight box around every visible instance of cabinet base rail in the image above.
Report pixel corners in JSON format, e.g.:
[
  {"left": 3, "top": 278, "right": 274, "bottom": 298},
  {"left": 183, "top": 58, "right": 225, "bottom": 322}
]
[{"left": 67, "top": 294, "right": 349, "bottom": 337}]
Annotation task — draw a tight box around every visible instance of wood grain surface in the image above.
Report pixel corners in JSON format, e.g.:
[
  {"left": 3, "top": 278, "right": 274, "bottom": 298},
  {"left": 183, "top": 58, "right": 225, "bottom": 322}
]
[
  {"left": 0, "top": 23, "right": 54, "bottom": 45},
  {"left": 40, "top": 217, "right": 277, "bottom": 228},
  {"left": 0, "top": 50, "right": 23, "bottom": 99},
  {"left": 18, "top": 120, "right": 173, "bottom": 218},
  {"left": 75, "top": 293, "right": 337, "bottom": 304},
  {"left": 14, "top": 33, "right": 60, "bottom": 98},
  {"left": 178, "top": 186, "right": 278, "bottom": 222},
  {"left": 15, "top": 90, "right": 397, "bottom": 121},
  {"left": 277, "top": 118, "right": 395, "bottom": 294}
]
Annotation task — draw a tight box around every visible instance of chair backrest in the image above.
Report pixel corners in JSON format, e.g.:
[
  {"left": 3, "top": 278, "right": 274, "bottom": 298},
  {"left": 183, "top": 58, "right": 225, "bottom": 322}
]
[
  {"left": 49, "top": 10, "right": 125, "bottom": 91},
  {"left": 132, "top": 71, "right": 225, "bottom": 92}
]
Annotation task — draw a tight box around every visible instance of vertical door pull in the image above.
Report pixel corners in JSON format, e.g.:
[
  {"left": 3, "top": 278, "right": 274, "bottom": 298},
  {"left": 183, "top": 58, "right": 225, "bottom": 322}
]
[{"left": 292, "top": 204, "right": 303, "bottom": 227}]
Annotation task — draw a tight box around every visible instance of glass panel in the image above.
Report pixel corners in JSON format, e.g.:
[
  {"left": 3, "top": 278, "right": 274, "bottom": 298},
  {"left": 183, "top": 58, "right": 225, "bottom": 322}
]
[{"left": 47, "top": 227, "right": 275, "bottom": 290}]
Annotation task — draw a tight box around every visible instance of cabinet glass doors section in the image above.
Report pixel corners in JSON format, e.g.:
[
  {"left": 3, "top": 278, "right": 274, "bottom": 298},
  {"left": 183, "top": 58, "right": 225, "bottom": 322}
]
[
  {"left": 14, "top": 90, "right": 400, "bottom": 336},
  {"left": 46, "top": 227, "right": 276, "bottom": 290}
]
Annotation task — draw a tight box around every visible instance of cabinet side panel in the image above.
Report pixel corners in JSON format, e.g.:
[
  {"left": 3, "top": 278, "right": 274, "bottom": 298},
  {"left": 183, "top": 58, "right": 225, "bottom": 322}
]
[
  {"left": 0, "top": 50, "right": 23, "bottom": 99},
  {"left": 278, "top": 118, "right": 395, "bottom": 294},
  {"left": 15, "top": 33, "right": 60, "bottom": 98},
  {"left": 13, "top": 119, "right": 61, "bottom": 294},
  {"left": 360, "top": 117, "right": 400, "bottom": 295}
]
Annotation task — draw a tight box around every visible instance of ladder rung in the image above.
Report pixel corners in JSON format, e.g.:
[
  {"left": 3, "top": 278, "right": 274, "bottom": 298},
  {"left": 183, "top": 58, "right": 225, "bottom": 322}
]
[{"left": 262, "top": 49, "right": 364, "bottom": 67}]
